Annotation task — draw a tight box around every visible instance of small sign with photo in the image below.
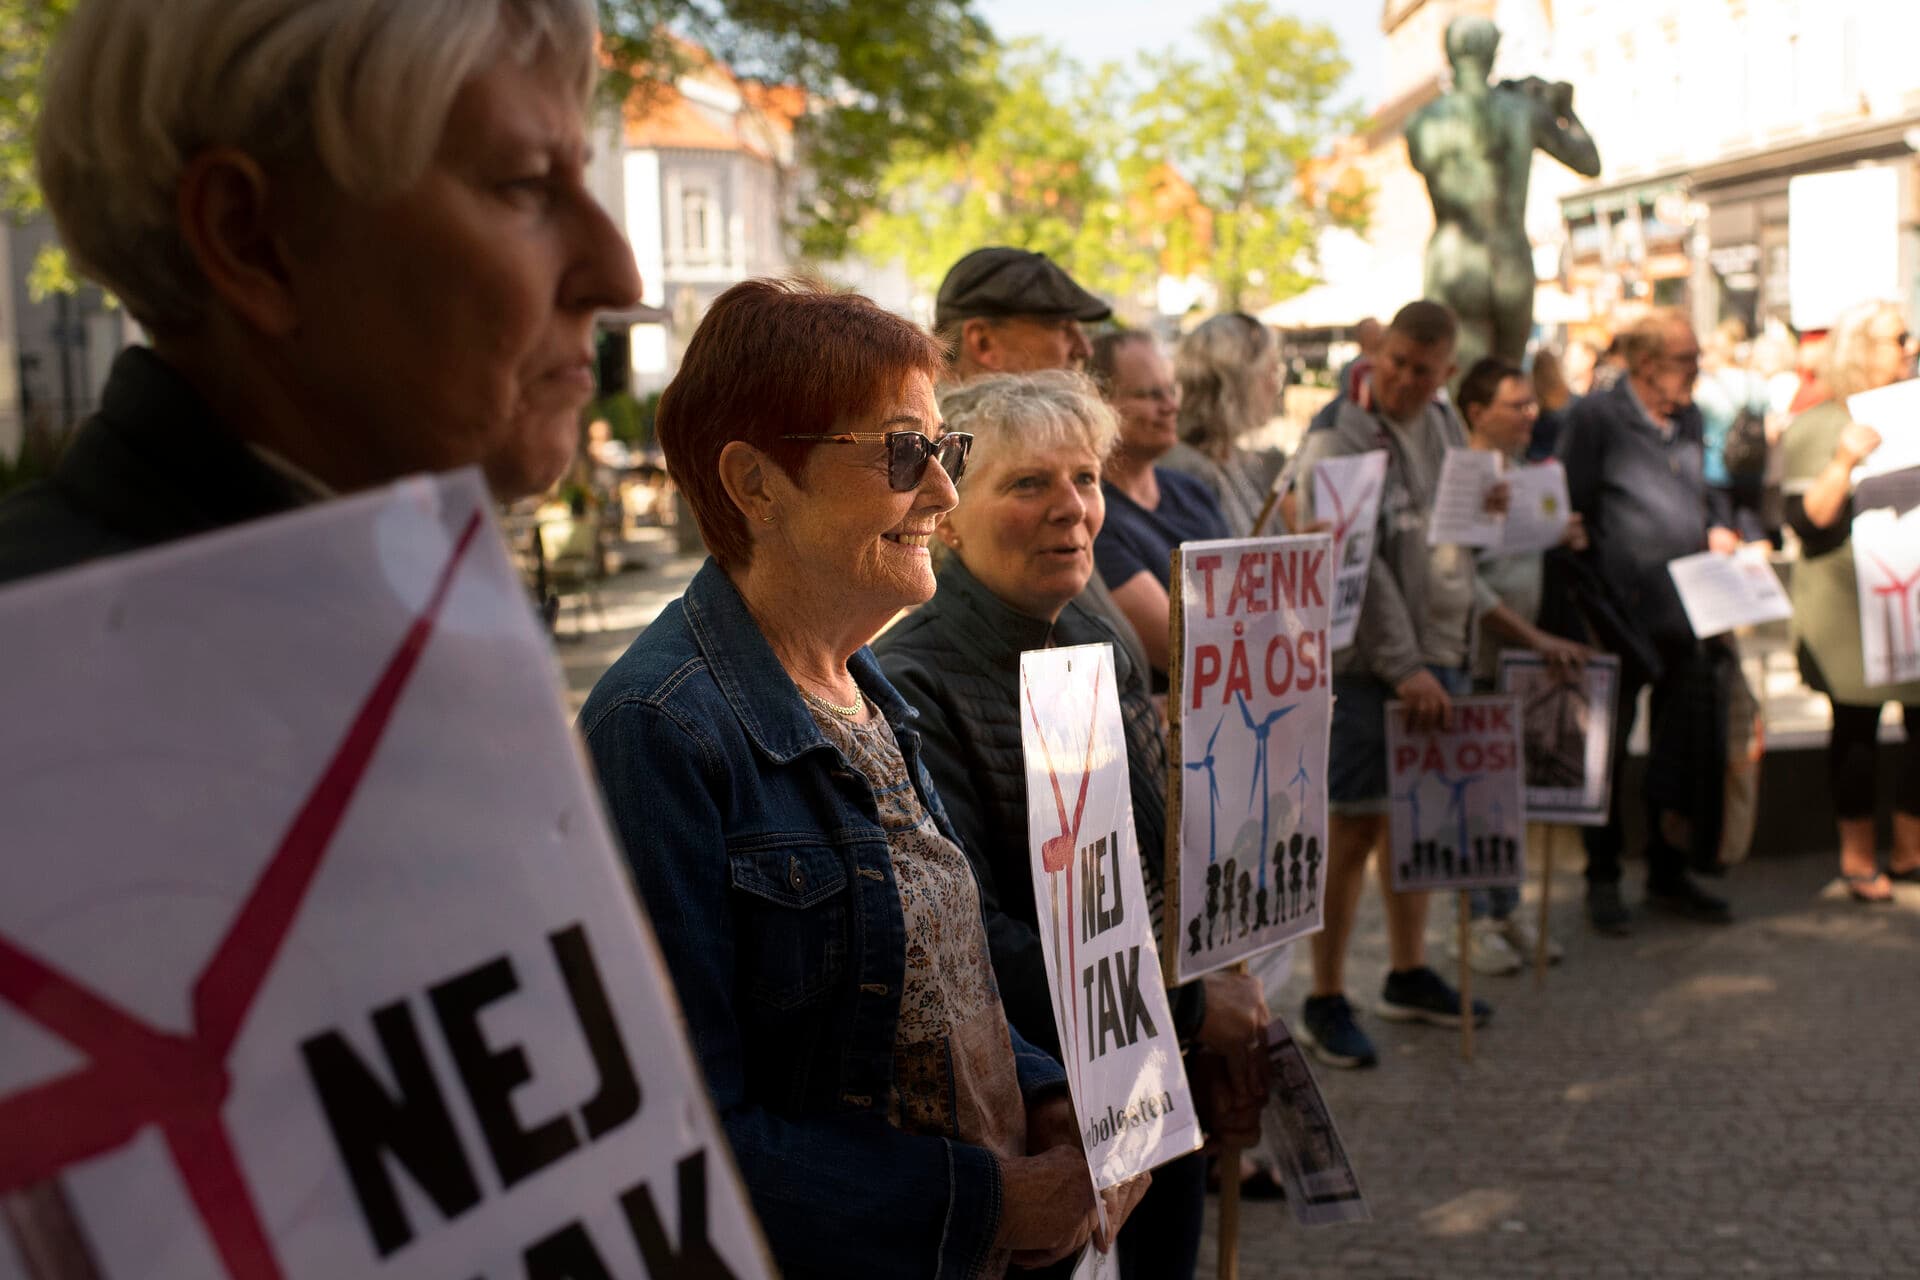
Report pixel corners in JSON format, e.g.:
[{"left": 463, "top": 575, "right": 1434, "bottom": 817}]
[
  {"left": 1258, "top": 1017, "right": 1369, "bottom": 1227},
  {"left": 1495, "top": 653, "right": 1619, "bottom": 826}
]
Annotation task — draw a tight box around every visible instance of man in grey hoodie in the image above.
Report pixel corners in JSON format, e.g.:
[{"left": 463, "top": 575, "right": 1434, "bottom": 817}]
[{"left": 1290, "top": 301, "right": 1585, "bottom": 1069}]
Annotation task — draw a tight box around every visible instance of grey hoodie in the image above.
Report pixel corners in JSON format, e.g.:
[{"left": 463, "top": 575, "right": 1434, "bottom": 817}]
[{"left": 1294, "top": 392, "right": 1498, "bottom": 687}]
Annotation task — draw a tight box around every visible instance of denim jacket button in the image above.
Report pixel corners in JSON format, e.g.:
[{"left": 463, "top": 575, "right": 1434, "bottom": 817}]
[
  {"left": 860, "top": 982, "right": 889, "bottom": 996},
  {"left": 787, "top": 856, "right": 805, "bottom": 891}
]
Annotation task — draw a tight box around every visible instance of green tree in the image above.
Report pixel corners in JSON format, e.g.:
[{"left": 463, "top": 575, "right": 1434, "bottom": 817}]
[
  {"left": 597, "top": 0, "right": 996, "bottom": 261},
  {"left": 851, "top": 41, "right": 1156, "bottom": 310},
  {"left": 1, "top": 0, "right": 77, "bottom": 296},
  {"left": 1129, "top": 0, "right": 1361, "bottom": 312}
]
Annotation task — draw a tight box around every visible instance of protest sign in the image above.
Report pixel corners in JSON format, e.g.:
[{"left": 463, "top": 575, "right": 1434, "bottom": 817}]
[
  {"left": 1845, "top": 377, "right": 1920, "bottom": 479},
  {"left": 1164, "top": 536, "right": 1334, "bottom": 985},
  {"left": 1020, "top": 645, "right": 1200, "bottom": 1191},
  {"left": 1495, "top": 653, "right": 1619, "bottom": 825},
  {"left": 1852, "top": 506, "right": 1920, "bottom": 688},
  {"left": 1257, "top": 1018, "right": 1368, "bottom": 1227},
  {"left": 0, "top": 473, "right": 770, "bottom": 1280},
  {"left": 1426, "top": 448, "right": 1505, "bottom": 548},
  {"left": 1385, "top": 696, "right": 1526, "bottom": 892},
  {"left": 1668, "top": 547, "right": 1792, "bottom": 638},
  {"left": 1499, "top": 460, "right": 1573, "bottom": 554},
  {"left": 1310, "top": 450, "right": 1388, "bottom": 651}
]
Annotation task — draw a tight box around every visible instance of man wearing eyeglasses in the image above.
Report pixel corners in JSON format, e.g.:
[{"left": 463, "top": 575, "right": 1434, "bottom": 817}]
[
  {"left": 935, "top": 247, "right": 1111, "bottom": 382},
  {"left": 1559, "top": 309, "right": 1739, "bottom": 934}
]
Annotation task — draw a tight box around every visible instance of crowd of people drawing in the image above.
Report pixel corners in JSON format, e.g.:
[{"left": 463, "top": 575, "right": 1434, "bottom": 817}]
[{"left": 3, "top": 2, "right": 1918, "bottom": 1276}]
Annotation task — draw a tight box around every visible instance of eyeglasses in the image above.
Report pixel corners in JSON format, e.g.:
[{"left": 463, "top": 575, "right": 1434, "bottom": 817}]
[{"left": 780, "top": 430, "right": 973, "bottom": 491}]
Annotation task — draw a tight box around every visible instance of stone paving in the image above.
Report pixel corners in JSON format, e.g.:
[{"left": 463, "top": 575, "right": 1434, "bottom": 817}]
[{"left": 1204, "top": 850, "right": 1920, "bottom": 1279}]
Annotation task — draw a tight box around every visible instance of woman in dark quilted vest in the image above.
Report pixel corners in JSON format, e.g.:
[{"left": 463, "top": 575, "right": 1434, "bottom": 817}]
[{"left": 876, "top": 371, "right": 1270, "bottom": 1280}]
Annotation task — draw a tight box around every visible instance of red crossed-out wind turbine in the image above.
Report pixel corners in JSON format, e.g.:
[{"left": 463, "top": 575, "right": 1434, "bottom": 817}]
[
  {"left": 1866, "top": 552, "right": 1920, "bottom": 676},
  {"left": 1022, "top": 662, "right": 1103, "bottom": 1092},
  {"left": 0, "top": 512, "right": 484, "bottom": 1280}
]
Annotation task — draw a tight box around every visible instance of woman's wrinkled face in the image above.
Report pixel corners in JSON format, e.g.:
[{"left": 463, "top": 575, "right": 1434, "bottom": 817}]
[
  {"left": 1110, "top": 340, "right": 1179, "bottom": 458},
  {"left": 1250, "top": 345, "right": 1283, "bottom": 425},
  {"left": 940, "top": 438, "right": 1104, "bottom": 621},
  {"left": 780, "top": 371, "right": 958, "bottom": 617},
  {"left": 287, "top": 48, "right": 640, "bottom": 499}
]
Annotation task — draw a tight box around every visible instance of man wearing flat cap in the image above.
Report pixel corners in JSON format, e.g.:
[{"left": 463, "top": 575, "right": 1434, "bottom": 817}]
[{"left": 936, "top": 246, "right": 1112, "bottom": 382}]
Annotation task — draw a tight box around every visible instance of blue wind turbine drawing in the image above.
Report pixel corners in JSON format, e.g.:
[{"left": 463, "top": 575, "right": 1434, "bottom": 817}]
[
  {"left": 1436, "top": 768, "right": 1487, "bottom": 868},
  {"left": 1289, "top": 744, "right": 1311, "bottom": 813},
  {"left": 1186, "top": 713, "right": 1228, "bottom": 863},
  {"left": 1236, "top": 692, "right": 1297, "bottom": 890}
]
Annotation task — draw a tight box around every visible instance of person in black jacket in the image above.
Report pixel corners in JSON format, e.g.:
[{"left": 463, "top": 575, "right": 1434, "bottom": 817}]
[
  {"left": 877, "top": 371, "right": 1268, "bottom": 1280},
  {"left": 1558, "top": 310, "right": 1739, "bottom": 933}
]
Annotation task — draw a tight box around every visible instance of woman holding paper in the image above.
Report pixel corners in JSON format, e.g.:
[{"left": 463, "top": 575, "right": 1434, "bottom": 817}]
[
  {"left": 876, "top": 370, "right": 1269, "bottom": 1279},
  {"left": 581, "top": 281, "right": 1148, "bottom": 1277},
  {"left": 1780, "top": 300, "right": 1920, "bottom": 902}
]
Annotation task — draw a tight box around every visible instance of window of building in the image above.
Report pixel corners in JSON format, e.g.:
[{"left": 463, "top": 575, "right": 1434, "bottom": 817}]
[{"left": 682, "top": 188, "right": 713, "bottom": 260}]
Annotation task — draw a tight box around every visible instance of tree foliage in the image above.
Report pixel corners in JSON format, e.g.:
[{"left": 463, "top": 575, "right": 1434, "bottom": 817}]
[
  {"left": 1127, "top": 0, "right": 1363, "bottom": 312},
  {"left": 857, "top": 0, "right": 1364, "bottom": 316},
  {"left": 598, "top": 0, "right": 996, "bottom": 260}
]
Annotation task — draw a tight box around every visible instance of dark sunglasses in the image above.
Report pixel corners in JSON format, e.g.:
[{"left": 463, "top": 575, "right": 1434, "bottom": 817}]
[{"left": 780, "top": 430, "right": 973, "bottom": 491}]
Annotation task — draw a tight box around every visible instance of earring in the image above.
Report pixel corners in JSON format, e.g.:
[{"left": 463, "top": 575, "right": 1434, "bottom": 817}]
[{"left": 760, "top": 514, "right": 775, "bottom": 524}]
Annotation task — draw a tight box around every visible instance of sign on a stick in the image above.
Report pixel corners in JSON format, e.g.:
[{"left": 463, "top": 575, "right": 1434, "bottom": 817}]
[
  {"left": 1164, "top": 536, "right": 1334, "bottom": 985},
  {"left": 1384, "top": 696, "right": 1526, "bottom": 892}
]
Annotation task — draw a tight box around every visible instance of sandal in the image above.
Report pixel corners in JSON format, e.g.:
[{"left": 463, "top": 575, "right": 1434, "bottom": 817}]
[{"left": 1844, "top": 872, "right": 1895, "bottom": 904}]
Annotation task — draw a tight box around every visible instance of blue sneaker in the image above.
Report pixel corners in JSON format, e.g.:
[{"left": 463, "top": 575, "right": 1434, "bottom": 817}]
[
  {"left": 1299, "top": 994, "right": 1378, "bottom": 1069},
  {"left": 1377, "top": 965, "right": 1491, "bottom": 1027}
]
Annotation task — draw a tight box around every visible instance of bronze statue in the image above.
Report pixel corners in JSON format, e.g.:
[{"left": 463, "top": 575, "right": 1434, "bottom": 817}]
[{"left": 1406, "top": 16, "right": 1600, "bottom": 372}]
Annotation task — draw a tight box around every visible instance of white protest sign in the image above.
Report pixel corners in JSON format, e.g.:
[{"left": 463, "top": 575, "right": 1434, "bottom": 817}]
[
  {"left": 1852, "top": 506, "right": 1920, "bottom": 688},
  {"left": 1668, "top": 547, "right": 1792, "bottom": 638},
  {"left": 1310, "top": 450, "right": 1388, "bottom": 651},
  {"left": 1426, "top": 448, "right": 1504, "bottom": 548},
  {"left": 1165, "top": 536, "right": 1334, "bottom": 984},
  {"left": 1845, "top": 378, "right": 1920, "bottom": 476},
  {"left": 1019, "top": 645, "right": 1200, "bottom": 1190},
  {"left": 0, "top": 472, "right": 770, "bottom": 1280},
  {"left": 1495, "top": 653, "right": 1620, "bottom": 826},
  {"left": 1385, "top": 696, "right": 1526, "bottom": 892},
  {"left": 1257, "top": 1018, "right": 1368, "bottom": 1228},
  {"left": 1499, "top": 460, "right": 1572, "bottom": 554}
]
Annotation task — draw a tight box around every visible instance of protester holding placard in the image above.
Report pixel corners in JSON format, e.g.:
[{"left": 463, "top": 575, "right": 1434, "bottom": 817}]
[
  {"left": 582, "top": 281, "right": 1142, "bottom": 1277},
  {"left": 1559, "top": 310, "right": 1738, "bottom": 931},
  {"left": 1456, "top": 357, "right": 1590, "bottom": 970},
  {"left": 1088, "top": 330, "right": 1234, "bottom": 687},
  {"left": 1780, "top": 299, "right": 1920, "bottom": 902},
  {"left": 877, "top": 371, "right": 1267, "bottom": 1279},
  {"left": 1290, "top": 302, "right": 1585, "bottom": 1069},
  {"left": 0, "top": 0, "right": 641, "bottom": 585}
]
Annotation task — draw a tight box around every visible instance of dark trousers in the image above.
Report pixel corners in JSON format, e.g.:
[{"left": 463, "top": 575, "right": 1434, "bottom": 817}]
[
  {"left": 1828, "top": 701, "right": 1920, "bottom": 821},
  {"left": 1584, "top": 643, "right": 1727, "bottom": 888}
]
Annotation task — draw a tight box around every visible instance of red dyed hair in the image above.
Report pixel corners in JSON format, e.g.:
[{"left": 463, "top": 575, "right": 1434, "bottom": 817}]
[{"left": 656, "top": 277, "right": 946, "bottom": 568}]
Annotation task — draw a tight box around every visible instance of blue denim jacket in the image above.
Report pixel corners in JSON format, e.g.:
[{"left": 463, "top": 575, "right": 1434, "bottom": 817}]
[{"left": 579, "top": 560, "right": 1066, "bottom": 1280}]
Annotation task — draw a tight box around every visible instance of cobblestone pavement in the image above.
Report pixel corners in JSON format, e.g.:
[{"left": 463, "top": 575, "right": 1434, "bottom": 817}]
[{"left": 1204, "top": 848, "right": 1920, "bottom": 1279}]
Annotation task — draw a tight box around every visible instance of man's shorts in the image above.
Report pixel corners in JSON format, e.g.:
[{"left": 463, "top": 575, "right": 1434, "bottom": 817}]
[{"left": 1329, "top": 665, "right": 1472, "bottom": 816}]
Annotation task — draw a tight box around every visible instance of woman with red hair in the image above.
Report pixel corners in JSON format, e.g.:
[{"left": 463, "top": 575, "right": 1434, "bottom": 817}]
[{"left": 580, "top": 279, "right": 1146, "bottom": 1277}]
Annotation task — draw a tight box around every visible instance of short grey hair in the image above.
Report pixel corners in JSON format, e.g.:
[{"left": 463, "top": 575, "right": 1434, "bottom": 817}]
[
  {"left": 1824, "top": 299, "right": 1907, "bottom": 402},
  {"left": 937, "top": 370, "right": 1118, "bottom": 490},
  {"left": 1176, "top": 312, "right": 1276, "bottom": 449},
  {"left": 37, "top": 0, "right": 597, "bottom": 334}
]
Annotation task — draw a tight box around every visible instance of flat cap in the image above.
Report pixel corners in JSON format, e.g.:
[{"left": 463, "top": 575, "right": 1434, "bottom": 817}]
[{"left": 934, "top": 247, "right": 1112, "bottom": 331}]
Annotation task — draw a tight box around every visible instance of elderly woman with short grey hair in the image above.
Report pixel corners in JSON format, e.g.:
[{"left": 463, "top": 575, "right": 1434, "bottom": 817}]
[
  {"left": 877, "top": 370, "right": 1268, "bottom": 1280},
  {"left": 1164, "top": 312, "right": 1286, "bottom": 536},
  {"left": 0, "top": 0, "right": 638, "bottom": 583},
  {"left": 1781, "top": 299, "right": 1920, "bottom": 901}
]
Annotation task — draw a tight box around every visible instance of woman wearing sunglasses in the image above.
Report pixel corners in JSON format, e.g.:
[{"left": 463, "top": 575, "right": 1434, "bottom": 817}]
[{"left": 580, "top": 279, "right": 1142, "bottom": 1277}]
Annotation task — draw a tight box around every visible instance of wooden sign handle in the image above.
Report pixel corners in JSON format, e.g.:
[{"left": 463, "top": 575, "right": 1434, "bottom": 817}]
[
  {"left": 1457, "top": 892, "right": 1475, "bottom": 1062},
  {"left": 1216, "top": 958, "right": 1252, "bottom": 1280},
  {"left": 1533, "top": 825, "right": 1557, "bottom": 989}
]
